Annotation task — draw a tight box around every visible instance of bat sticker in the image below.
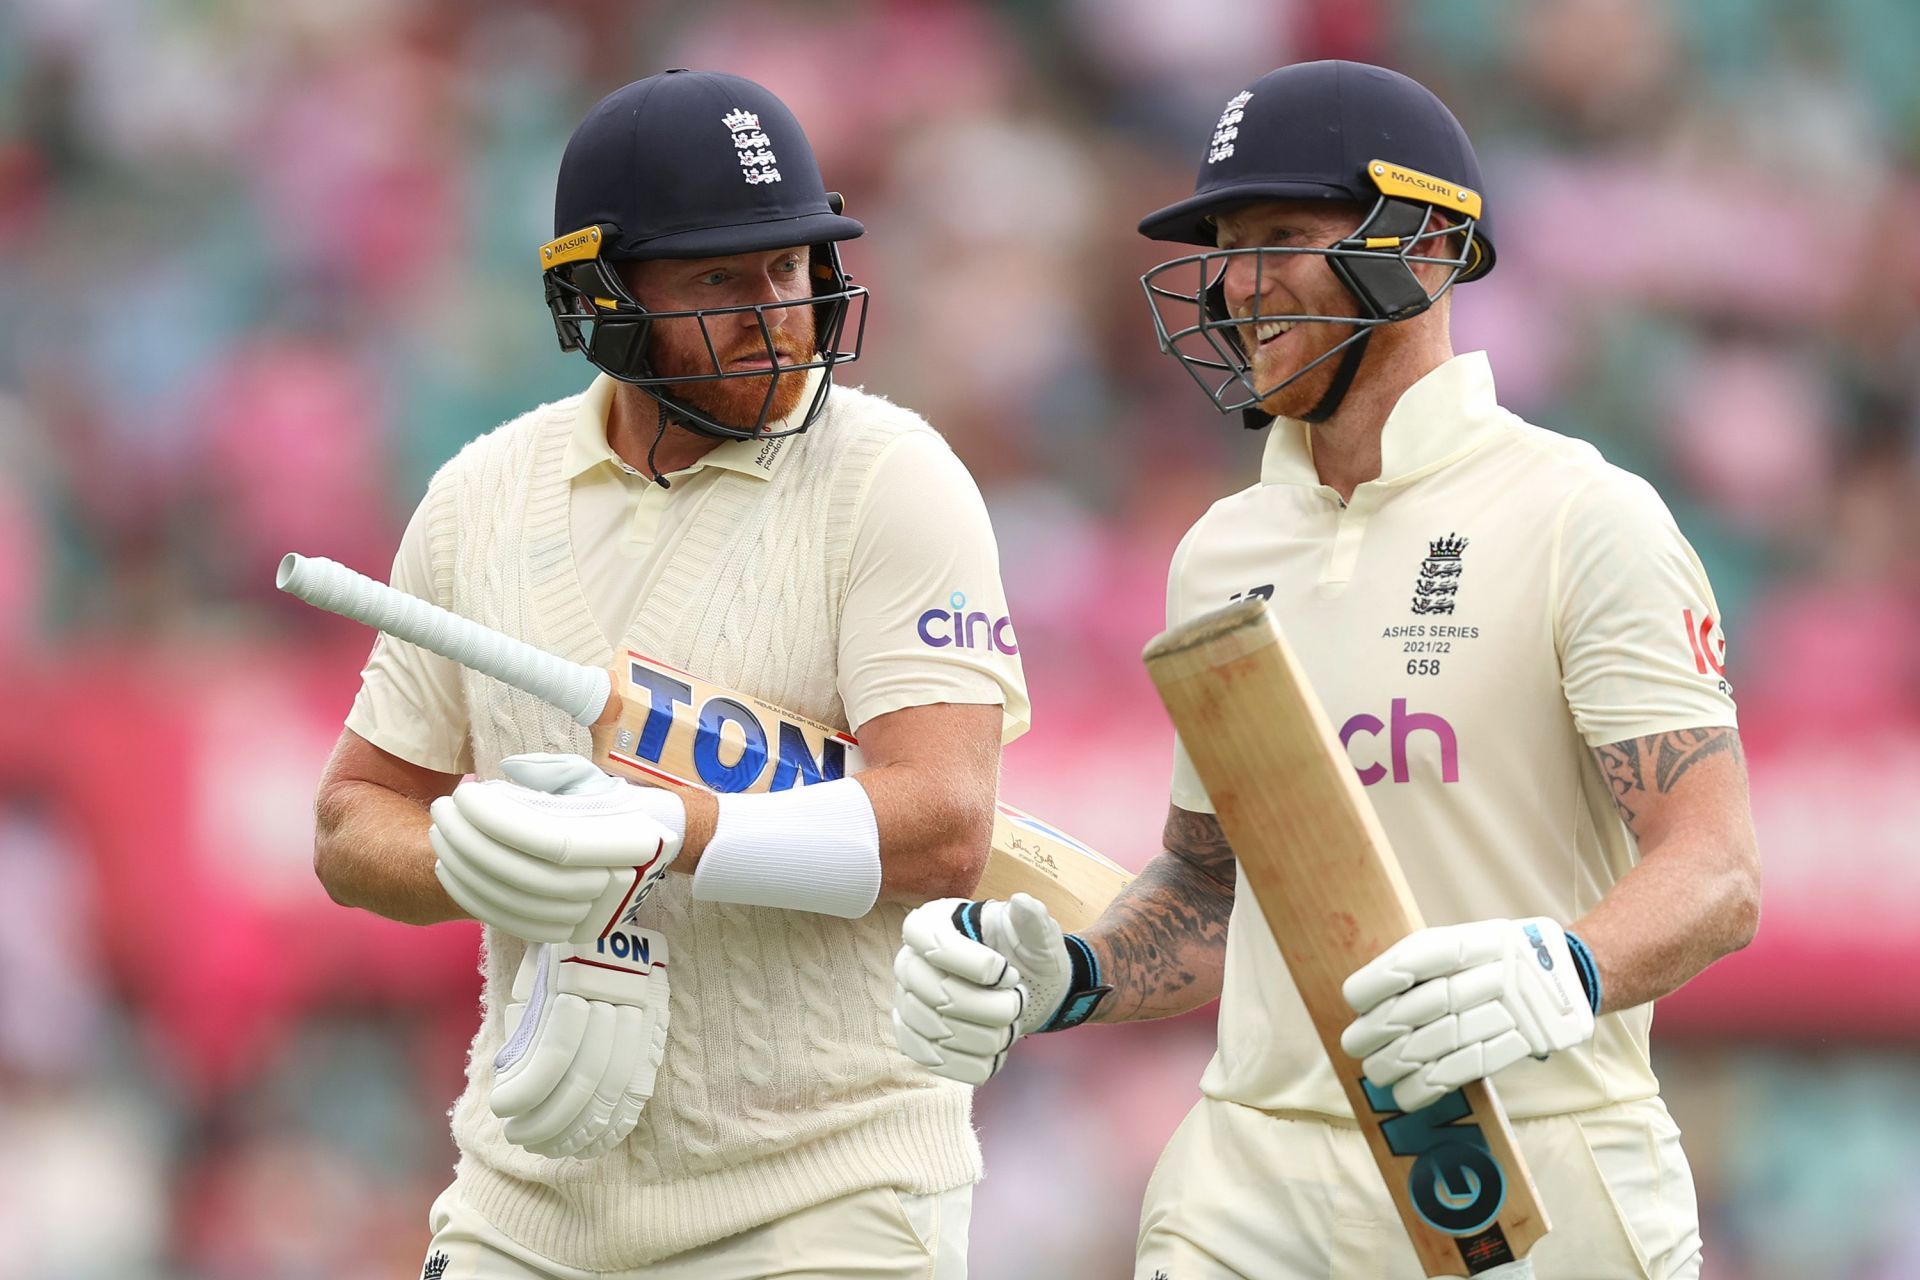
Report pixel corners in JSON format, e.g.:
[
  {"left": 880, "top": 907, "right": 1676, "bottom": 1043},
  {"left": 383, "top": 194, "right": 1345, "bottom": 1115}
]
[{"left": 608, "top": 656, "right": 853, "bottom": 792}]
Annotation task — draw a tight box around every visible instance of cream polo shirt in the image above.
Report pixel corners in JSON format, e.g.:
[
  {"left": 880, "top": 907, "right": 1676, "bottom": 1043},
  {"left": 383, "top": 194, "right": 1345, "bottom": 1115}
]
[
  {"left": 1167, "top": 352, "right": 1736, "bottom": 1121},
  {"left": 349, "top": 373, "right": 1028, "bottom": 774}
]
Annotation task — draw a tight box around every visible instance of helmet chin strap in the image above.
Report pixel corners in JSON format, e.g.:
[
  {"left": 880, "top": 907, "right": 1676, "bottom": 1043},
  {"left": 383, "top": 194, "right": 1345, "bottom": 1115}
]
[
  {"left": 645, "top": 414, "right": 672, "bottom": 490},
  {"left": 1298, "top": 327, "right": 1373, "bottom": 425},
  {"left": 1238, "top": 323, "right": 1376, "bottom": 430},
  {"left": 644, "top": 383, "right": 745, "bottom": 444},
  {"left": 636, "top": 389, "right": 714, "bottom": 490}
]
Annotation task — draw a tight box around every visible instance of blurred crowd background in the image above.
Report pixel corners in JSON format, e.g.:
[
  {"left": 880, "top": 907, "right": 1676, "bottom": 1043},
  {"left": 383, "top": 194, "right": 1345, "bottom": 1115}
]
[{"left": 3, "top": 0, "right": 1918, "bottom": 1276}]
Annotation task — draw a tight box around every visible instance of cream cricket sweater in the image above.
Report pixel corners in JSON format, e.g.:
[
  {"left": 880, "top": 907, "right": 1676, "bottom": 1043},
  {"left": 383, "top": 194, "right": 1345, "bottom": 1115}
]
[{"left": 424, "top": 385, "right": 980, "bottom": 1270}]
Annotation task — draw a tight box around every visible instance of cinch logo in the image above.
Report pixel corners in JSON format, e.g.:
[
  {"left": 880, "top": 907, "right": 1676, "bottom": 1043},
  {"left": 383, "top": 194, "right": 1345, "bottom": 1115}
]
[
  {"left": 614, "top": 661, "right": 850, "bottom": 792},
  {"left": 1339, "top": 699, "right": 1459, "bottom": 786},
  {"left": 918, "top": 591, "right": 1018, "bottom": 655},
  {"left": 1362, "top": 1079, "right": 1509, "bottom": 1237}
]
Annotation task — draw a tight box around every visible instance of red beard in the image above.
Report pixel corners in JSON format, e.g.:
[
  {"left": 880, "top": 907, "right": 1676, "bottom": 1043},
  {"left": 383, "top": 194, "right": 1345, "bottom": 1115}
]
[
  {"left": 653, "top": 312, "right": 818, "bottom": 433},
  {"left": 668, "top": 359, "right": 813, "bottom": 431}
]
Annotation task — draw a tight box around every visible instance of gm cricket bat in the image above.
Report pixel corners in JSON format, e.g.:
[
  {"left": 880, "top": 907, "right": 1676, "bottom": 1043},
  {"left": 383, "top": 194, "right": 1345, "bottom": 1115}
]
[
  {"left": 1143, "top": 598, "right": 1546, "bottom": 1278},
  {"left": 279, "top": 553, "right": 1129, "bottom": 931}
]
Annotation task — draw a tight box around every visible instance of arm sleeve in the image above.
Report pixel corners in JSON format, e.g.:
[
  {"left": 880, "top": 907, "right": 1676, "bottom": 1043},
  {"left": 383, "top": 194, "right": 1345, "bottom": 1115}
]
[
  {"left": 343, "top": 478, "right": 475, "bottom": 773},
  {"left": 837, "top": 431, "right": 1030, "bottom": 742},
  {"left": 1553, "top": 469, "right": 1738, "bottom": 747},
  {"left": 1164, "top": 521, "right": 1217, "bottom": 814}
]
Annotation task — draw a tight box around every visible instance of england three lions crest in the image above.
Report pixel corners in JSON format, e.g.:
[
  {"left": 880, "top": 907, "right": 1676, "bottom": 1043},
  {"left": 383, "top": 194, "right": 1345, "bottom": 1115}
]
[
  {"left": 1412, "top": 533, "right": 1468, "bottom": 615},
  {"left": 723, "top": 108, "right": 781, "bottom": 185},
  {"left": 1207, "top": 90, "right": 1252, "bottom": 164}
]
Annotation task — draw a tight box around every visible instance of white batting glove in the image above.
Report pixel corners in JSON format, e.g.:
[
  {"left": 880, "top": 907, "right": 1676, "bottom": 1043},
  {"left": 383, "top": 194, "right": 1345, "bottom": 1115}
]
[
  {"left": 429, "top": 753, "right": 683, "bottom": 943},
  {"left": 1340, "top": 917, "right": 1600, "bottom": 1113},
  {"left": 490, "top": 924, "right": 671, "bottom": 1160},
  {"left": 892, "top": 893, "right": 1107, "bottom": 1086}
]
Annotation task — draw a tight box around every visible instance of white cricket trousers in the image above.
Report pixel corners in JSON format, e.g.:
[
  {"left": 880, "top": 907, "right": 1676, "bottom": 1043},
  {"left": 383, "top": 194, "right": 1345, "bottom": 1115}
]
[
  {"left": 1135, "top": 1095, "right": 1703, "bottom": 1279},
  {"left": 419, "top": 1179, "right": 972, "bottom": 1279}
]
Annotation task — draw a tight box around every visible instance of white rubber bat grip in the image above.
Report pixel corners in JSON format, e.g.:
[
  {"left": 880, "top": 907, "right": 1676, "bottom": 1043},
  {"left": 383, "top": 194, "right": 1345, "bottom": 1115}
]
[{"left": 276, "top": 553, "right": 610, "bottom": 727}]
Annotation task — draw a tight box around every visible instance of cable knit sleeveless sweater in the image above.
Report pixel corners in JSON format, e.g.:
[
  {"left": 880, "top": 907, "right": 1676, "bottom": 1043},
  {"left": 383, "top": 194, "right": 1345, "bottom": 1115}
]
[{"left": 424, "top": 384, "right": 980, "bottom": 1269}]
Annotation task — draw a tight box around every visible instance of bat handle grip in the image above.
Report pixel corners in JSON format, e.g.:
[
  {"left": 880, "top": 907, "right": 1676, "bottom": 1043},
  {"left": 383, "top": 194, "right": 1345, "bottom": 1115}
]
[{"left": 276, "top": 553, "right": 611, "bottom": 728}]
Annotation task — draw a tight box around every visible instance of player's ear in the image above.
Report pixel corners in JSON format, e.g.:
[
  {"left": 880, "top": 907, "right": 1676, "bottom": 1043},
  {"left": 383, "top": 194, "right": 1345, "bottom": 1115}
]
[{"left": 1408, "top": 209, "right": 1466, "bottom": 293}]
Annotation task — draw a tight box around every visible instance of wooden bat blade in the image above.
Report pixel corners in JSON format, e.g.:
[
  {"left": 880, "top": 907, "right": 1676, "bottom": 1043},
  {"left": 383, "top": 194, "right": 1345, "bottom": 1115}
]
[
  {"left": 1143, "top": 599, "right": 1547, "bottom": 1277},
  {"left": 979, "top": 802, "right": 1134, "bottom": 934},
  {"left": 278, "top": 552, "right": 1129, "bottom": 929},
  {"left": 596, "top": 649, "right": 1132, "bottom": 929}
]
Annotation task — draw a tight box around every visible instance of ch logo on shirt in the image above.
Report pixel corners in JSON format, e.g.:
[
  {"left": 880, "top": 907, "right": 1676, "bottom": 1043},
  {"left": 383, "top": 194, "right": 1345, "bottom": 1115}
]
[
  {"left": 1411, "top": 533, "right": 1468, "bottom": 616},
  {"left": 918, "top": 591, "right": 1019, "bottom": 655},
  {"left": 1340, "top": 700, "right": 1460, "bottom": 786}
]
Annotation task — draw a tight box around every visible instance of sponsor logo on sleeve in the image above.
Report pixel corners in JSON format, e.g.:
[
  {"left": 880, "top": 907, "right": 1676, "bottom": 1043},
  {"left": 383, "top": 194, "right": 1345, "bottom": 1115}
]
[
  {"left": 918, "top": 591, "right": 1018, "bottom": 655},
  {"left": 1683, "top": 607, "right": 1733, "bottom": 695},
  {"left": 1683, "top": 607, "right": 1726, "bottom": 677}
]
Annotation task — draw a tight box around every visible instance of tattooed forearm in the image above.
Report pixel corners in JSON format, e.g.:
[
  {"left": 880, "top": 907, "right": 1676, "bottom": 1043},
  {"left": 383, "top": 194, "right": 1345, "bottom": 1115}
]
[
  {"left": 1575, "top": 724, "right": 1760, "bottom": 1012},
  {"left": 1163, "top": 804, "right": 1235, "bottom": 871},
  {"left": 1594, "top": 727, "right": 1744, "bottom": 837},
  {"left": 1085, "top": 806, "right": 1236, "bottom": 1023}
]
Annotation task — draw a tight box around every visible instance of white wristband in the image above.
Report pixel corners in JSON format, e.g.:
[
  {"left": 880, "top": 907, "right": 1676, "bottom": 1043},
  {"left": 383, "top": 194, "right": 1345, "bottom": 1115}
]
[{"left": 692, "top": 778, "right": 881, "bottom": 918}]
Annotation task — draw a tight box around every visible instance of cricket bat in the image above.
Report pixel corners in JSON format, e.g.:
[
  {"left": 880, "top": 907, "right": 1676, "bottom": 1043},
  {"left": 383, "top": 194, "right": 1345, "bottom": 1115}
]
[
  {"left": 1143, "top": 598, "right": 1547, "bottom": 1278},
  {"left": 278, "top": 553, "right": 1130, "bottom": 931}
]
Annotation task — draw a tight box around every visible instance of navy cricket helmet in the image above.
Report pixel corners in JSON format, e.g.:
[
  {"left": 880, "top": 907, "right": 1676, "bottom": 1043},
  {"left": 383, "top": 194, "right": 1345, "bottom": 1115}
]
[
  {"left": 1138, "top": 61, "right": 1494, "bottom": 426},
  {"left": 539, "top": 69, "right": 869, "bottom": 441}
]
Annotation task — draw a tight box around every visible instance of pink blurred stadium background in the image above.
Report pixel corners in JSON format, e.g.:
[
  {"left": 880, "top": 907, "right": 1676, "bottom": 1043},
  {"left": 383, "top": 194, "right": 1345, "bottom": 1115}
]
[{"left": 2, "top": 1, "right": 1917, "bottom": 1276}]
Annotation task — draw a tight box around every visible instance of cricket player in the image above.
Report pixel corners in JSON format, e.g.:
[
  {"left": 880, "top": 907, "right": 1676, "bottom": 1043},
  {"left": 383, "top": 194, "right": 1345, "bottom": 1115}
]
[
  {"left": 311, "top": 70, "right": 1025, "bottom": 1279},
  {"left": 892, "top": 61, "right": 1761, "bottom": 1279}
]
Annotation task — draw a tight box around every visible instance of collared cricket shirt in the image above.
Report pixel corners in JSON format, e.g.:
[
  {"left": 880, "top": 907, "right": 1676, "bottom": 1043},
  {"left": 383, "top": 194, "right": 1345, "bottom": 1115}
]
[
  {"left": 350, "top": 371, "right": 1029, "bottom": 773},
  {"left": 335, "top": 370, "right": 1028, "bottom": 1268},
  {"left": 1167, "top": 352, "right": 1737, "bottom": 1120}
]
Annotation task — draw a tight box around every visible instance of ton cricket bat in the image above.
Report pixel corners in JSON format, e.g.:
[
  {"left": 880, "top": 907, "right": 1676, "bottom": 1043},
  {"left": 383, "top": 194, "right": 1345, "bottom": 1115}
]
[
  {"left": 1143, "top": 598, "right": 1547, "bottom": 1278},
  {"left": 278, "top": 553, "right": 1129, "bottom": 931}
]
